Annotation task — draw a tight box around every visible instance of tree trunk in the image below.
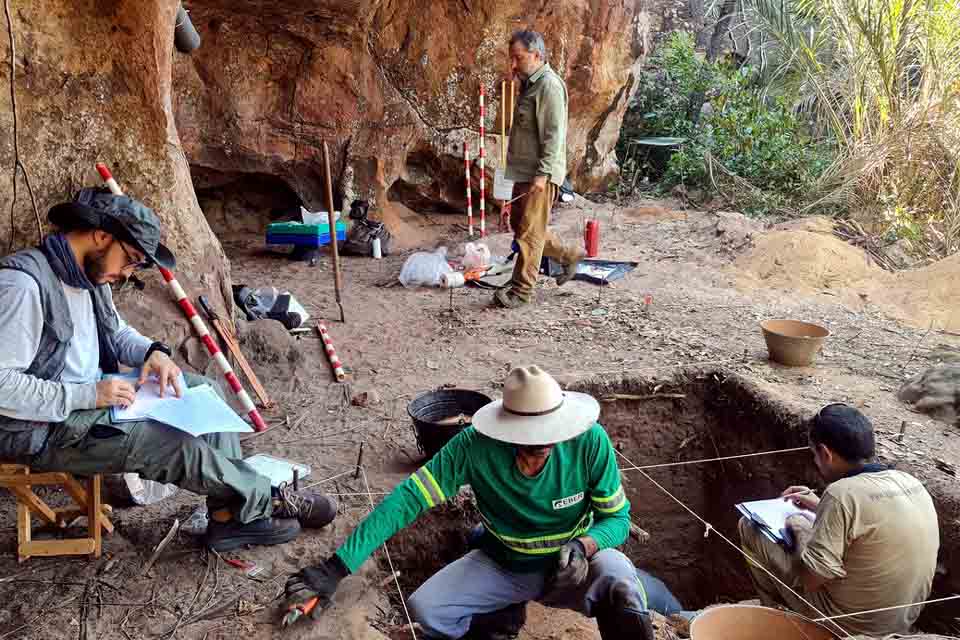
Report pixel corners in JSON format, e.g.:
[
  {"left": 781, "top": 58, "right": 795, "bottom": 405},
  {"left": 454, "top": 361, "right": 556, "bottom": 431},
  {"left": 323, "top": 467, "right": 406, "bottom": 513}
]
[{"left": 706, "top": 0, "right": 739, "bottom": 62}]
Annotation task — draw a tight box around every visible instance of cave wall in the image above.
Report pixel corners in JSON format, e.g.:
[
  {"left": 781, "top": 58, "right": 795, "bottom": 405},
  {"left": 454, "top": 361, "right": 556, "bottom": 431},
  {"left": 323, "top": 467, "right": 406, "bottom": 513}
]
[
  {"left": 171, "top": 0, "right": 659, "bottom": 213},
  {"left": 0, "top": 0, "right": 232, "bottom": 349}
]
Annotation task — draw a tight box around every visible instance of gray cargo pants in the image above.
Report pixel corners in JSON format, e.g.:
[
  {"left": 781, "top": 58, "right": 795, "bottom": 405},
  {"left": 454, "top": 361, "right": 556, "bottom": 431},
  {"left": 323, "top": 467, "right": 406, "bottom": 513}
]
[
  {"left": 30, "top": 374, "right": 272, "bottom": 524},
  {"left": 407, "top": 548, "right": 645, "bottom": 639}
]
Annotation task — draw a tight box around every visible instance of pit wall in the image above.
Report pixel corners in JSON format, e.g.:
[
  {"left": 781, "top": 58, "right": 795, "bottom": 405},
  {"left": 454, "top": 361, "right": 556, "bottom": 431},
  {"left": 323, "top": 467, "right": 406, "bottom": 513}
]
[{"left": 384, "top": 370, "right": 960, "bottom": 634}]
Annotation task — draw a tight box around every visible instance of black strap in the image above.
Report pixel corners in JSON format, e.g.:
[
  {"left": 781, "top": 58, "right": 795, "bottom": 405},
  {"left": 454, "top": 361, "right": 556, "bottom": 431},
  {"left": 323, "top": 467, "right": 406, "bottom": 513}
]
[{"left": 504, "top": 398, "right": 564, "bottom": 417}]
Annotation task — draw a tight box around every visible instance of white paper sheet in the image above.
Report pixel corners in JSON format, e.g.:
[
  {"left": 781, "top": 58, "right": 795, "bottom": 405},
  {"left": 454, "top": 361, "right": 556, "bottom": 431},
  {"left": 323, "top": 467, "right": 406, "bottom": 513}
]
[
  {"left": 493, "top": 169, "right": 515, "bottom": 200},
  {"left": 109, "top": 371, "right": 187, "bottom": 423},
  {"left": 243, "top": 454, "right": 311, "bottom": 488},
  {"left": 737, "top": 497, "right": 816, "bottom": 544},
  {"left": 146, "top": 385, "right": 253, "bottom": 437}
]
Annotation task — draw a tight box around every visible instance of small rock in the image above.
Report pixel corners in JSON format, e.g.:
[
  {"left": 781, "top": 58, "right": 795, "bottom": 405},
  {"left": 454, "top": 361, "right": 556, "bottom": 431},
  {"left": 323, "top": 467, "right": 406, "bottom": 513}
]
[{"left": 351, "top": 390, "right": 383, "bottom": 407}]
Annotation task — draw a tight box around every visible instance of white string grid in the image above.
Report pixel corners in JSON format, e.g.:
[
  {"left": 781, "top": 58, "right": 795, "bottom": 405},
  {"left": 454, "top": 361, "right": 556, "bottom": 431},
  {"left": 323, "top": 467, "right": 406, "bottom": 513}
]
[
  {"left": 305, "top": 449, "right": 955, "bottom": 638},
  {"left": 618, "top": 446, "right": 809, "bottom": 472}
]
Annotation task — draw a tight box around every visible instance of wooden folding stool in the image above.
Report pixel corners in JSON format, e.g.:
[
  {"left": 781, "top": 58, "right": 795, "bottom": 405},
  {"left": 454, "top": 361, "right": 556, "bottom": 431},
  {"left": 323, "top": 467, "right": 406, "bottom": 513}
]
[{"left": 0, "top": 464, "right": 113, "bottom": 562}]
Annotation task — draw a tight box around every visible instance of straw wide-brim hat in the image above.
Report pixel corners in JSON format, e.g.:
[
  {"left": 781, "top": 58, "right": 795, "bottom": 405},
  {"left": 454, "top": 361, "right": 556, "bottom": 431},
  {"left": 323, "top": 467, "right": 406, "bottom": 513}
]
[{"left": 472, "top": 365, "right": 600, "bottom": 446}]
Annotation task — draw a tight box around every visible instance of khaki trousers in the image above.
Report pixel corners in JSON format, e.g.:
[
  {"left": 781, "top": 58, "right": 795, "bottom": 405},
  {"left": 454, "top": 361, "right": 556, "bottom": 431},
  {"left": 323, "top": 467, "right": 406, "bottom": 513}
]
[
  {"left": 508, "top": 182, "right": 581, "bottom": 300},
  {"left": 738, "top": 516, "right": 830, "bottom": 619}
]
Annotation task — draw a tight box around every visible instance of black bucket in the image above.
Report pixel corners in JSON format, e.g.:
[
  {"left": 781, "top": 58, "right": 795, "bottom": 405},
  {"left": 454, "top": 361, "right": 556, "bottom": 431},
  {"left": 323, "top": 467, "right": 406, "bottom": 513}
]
[{"left": 408, "top": 389, "right": 493, "bottom": 458}]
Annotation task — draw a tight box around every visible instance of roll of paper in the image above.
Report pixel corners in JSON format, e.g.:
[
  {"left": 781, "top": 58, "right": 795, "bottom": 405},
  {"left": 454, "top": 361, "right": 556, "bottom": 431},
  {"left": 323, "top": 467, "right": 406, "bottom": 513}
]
[{"left": 441, "top": 272, "right": 466, "bottom": 288}]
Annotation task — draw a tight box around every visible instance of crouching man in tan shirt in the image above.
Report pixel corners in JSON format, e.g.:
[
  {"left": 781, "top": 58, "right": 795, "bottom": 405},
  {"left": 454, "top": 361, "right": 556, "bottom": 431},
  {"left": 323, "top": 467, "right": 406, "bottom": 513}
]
[{"left": 739, "top": 403, "right": 939, "bottom": 636}]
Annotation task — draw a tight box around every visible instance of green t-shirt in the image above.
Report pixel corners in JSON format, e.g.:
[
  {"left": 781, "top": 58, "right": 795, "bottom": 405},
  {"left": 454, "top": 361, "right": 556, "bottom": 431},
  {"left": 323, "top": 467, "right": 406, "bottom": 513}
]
[{"left": 335, "top": 423, "right": 630, "bottom": 574}]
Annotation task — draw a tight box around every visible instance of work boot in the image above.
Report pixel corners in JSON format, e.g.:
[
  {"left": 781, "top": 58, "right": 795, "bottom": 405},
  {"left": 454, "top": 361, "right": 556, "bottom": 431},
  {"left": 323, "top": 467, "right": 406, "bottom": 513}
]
[
  {"left": 272, "top": 483, "right": 338, "bottom": 528},
  {"left": 555, "top": 251, "right": 585, "bottom": 286},
  {"left": 492, "top": 287, "right": 529, "bottom": 309},
  {"left": 595, "top": 578, "right": 654, "bottom": 640},
  {"left": 206, "top": 516, "right": 301, "bottom": 551},
  {"left": 463, "top": 601, "right": 527, "bottom": 640}
]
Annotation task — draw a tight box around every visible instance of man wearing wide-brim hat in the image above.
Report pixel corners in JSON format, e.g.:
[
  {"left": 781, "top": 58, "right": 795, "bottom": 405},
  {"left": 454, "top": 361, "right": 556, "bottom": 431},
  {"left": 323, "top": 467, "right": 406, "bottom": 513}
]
[
  {"left": 0, "top": 187, "right": 336, "bottom": 551},
  {"left": 285, "top": 366, "right": 655, "bottom": 639}
]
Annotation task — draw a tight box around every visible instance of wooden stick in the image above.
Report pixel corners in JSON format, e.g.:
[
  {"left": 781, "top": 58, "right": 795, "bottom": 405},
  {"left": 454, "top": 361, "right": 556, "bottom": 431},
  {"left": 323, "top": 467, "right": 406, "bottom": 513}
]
[
  {"left": 500, "top": 80, "right": 506, "bottom": 166},
  {"left": 87, "top": 474, "right": 102, "bottom": 558},
  {"left": 197, "top": 295, "right": 274, "bottom": 409},
  {"left": 217, "top": 318, "right": 274, "bottom": 408},
  {"left": 322, "top": 142, "right": 345, "bottom": 322},
  {"left": 141, "top": 519, "right": 180, "bottom": 575}
]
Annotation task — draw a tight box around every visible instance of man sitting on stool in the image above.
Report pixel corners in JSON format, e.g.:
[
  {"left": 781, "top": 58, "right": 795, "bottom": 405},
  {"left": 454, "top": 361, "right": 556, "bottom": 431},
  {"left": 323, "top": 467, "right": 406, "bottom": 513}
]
[
  {"left": 0, "top": 187, "right": 336, "bottom": 551},
  {"left": 739, "top": 404, "right": 939, "bottom": 636}
]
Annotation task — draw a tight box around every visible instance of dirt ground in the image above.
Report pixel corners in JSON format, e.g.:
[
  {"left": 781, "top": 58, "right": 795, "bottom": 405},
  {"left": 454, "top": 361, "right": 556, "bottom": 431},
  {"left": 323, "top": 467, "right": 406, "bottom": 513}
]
[{"left": 2, "top": 195, "right": 960, "bottom": 639}]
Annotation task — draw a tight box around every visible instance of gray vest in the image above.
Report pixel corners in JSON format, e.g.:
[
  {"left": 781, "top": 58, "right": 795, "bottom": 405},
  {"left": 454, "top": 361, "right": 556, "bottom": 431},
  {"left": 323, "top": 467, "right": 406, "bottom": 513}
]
[{"left": 0, "top": 248, "right": 121, "bottom": 457}]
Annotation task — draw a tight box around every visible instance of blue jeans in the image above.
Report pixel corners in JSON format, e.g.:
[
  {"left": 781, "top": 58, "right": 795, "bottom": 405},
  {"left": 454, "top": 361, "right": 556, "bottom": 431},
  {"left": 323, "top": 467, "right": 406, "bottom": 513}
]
[
  {"left": 407, "top": 548, "right": 641, "bottom": 638},
  {"left": 635, "top": 569, "right": 684, "bottom": 615}
]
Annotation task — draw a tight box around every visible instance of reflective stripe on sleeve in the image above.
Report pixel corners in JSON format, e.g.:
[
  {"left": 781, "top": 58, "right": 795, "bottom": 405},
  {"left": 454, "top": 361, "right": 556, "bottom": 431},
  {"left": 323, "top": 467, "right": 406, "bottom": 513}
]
[
  {"left": 479, "top": 511, "right": 593, "bottom": 555},
  {"left": 591, "top": 486, "right": 627, "bottom": 514},
  {"left": 411, "top": 466, "right": 446, "bottom": 508}
]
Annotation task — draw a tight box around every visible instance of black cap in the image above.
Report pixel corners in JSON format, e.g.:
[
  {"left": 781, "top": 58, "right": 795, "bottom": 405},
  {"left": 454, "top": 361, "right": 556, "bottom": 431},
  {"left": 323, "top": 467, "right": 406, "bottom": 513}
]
[{"left": 48, "top": 187, "right": 176, "bottom": 270}]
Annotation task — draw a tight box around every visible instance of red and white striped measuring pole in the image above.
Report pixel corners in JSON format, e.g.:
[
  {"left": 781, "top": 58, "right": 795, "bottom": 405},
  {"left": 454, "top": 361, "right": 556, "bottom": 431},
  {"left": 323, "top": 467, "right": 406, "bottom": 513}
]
[
  {"left": 95, "top": 162, "right": 268, "bottom": 432},
  {"left": 464, "top": 141, "right": 473, "bottom": 236},
  {"left": 316, "top": 322, "right": 346, "bottom": 381},
  {"left": 479, "top": 83, "right": 486, "bottom": 237}
]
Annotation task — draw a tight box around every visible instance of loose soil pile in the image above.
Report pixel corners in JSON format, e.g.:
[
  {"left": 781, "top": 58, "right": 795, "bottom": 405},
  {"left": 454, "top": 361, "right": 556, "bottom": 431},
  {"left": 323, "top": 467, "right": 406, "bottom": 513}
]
[{"left": 732, "top": 226, "right": 960, "bottom": 333}]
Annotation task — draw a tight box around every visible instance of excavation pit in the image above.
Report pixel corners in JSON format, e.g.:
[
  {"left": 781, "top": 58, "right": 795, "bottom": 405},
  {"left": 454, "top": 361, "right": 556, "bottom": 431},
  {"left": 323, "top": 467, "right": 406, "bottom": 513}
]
[{"left": 382, "top": 371, "right": 960, "bottom": 634}]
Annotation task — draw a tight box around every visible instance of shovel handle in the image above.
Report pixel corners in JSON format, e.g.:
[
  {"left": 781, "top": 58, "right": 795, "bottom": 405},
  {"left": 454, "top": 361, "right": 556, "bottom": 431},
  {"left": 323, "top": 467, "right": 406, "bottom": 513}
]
[{"left": 197, "top": 295, "right": 219, "bottom": 321}]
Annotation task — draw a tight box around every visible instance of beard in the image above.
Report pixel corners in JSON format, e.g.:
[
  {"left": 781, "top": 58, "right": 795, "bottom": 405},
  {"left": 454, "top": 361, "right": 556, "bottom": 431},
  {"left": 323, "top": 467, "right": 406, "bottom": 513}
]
[{"left": 83, "top": 247, "right": 120, "bottom": 285}]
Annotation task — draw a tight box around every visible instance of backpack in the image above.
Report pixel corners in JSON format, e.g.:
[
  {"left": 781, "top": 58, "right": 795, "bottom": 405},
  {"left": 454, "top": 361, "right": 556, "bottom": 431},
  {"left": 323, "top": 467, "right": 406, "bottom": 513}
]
[{"left": 341, "top": 200, "right": 393, "bottom": 256}]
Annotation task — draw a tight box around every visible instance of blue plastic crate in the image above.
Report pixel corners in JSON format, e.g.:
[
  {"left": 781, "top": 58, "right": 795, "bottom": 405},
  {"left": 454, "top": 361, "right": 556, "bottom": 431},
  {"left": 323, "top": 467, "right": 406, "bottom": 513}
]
[{"left": 266, "top": 229, "right": 346, "bottom": 247}]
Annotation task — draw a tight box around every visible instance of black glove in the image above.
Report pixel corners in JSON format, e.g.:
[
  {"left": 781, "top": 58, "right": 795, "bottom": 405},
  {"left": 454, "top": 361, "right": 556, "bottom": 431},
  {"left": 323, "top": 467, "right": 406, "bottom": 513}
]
[
  {"left": 285, "top": 555, "right": 351, "bottom": 616},
  {"left": 550, "top": 539, "right": 590, "bottom": 592}
]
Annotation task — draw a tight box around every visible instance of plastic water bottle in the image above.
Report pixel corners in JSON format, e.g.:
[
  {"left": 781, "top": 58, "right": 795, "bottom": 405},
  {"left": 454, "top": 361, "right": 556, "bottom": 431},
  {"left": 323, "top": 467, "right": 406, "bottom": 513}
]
[{"left": 372, "top": 237, "right": 382, "bottom": 259}]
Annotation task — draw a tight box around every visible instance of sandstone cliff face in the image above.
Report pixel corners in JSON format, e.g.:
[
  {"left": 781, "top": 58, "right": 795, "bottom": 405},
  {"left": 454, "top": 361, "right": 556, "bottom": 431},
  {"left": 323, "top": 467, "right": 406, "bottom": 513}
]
[
  {"left": 0, "top": 0, "right": 232, "bottom": 347},
  {"left": 172, "top": 0, "right": 653, "bottom": 213}
]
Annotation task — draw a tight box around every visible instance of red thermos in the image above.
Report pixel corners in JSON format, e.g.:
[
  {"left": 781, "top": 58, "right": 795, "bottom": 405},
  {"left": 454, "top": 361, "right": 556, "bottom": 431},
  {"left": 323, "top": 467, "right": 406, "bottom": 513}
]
[{"left": 584, "top": 219, "right": 600, "bottom": 257}]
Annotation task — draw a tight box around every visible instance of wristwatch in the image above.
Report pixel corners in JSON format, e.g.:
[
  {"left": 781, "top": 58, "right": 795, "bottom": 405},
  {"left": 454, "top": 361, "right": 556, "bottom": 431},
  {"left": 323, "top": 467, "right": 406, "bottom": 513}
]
[{"left": 144, "top": 341, "right": 173, "bottom": 361}]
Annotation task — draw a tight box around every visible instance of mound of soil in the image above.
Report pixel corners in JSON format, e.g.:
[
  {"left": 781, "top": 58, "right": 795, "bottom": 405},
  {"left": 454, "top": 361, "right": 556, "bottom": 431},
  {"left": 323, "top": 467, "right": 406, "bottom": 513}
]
[
  {"left": 869, "top": 253, "right": 960, "bottom": 333},
  {"left": 730, "top": 226, "right": 960, "bottom": 333},
  {"left": 732, "top": 230, "right": 882, "bottom": 294}
]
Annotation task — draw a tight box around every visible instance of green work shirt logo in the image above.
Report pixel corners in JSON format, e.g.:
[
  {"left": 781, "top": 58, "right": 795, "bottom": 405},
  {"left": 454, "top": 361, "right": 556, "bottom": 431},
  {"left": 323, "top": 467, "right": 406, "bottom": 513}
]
[{"left": 553, "top": 491, "right": 585, "bottom": 510}]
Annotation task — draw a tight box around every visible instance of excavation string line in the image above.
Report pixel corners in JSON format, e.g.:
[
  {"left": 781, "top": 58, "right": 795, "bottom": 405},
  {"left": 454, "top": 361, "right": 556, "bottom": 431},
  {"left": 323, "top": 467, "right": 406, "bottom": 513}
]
[
  {"left": 300, "top": 468, "right": 355, "bottom": 491},
  {"left": 612, "top": 448, "right": 852, "bottom": 639},
  {"left": 618, "top": 446, "right": 809, "bottom": 472},
  {"left": 360, "top": 465, "right": 418, "bottom": 639},
  {"left": 812, "top": 595, "right": 960, "bottom": 623}
]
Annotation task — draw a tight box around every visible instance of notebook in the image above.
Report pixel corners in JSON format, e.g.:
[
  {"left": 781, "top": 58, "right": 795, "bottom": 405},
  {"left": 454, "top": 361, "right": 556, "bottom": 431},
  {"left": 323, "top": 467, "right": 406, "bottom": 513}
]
[
  {"left": 146, "top": 384, "right": 252, "bottom": 437},
  {"left": 107, "top": 372, "right": 252, "bottom": 437},
  {"left": 736, "top": 497, "right": 816, "bottom": 547},
  {"left": 109, "top": 371, "right": 187, "bottom": 423}
]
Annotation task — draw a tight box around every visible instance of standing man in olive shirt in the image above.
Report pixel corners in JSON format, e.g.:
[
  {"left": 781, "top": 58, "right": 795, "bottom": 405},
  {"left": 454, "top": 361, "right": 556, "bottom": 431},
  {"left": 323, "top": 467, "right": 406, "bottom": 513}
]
[
  {"left": 496, "top": 30, "right": 584, "bottom": 309},
  {"left": 739, "top": 404, "right": 939, "bottom": 636}
]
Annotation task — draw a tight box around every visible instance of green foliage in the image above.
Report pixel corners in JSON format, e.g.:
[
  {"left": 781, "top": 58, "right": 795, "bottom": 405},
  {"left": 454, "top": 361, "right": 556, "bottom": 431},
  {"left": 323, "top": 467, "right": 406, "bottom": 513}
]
[
  {"left": 745, "top": 0, "right": 960, "bottom": 253},
  {"left": 618, "top": 32, "right": 831, "bottom": 214}
]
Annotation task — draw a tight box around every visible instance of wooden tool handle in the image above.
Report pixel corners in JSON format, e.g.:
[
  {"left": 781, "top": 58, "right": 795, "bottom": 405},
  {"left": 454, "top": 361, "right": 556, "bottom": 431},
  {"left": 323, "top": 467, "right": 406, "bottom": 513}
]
[{"left": 197, "top": 295, "right": 219, "bottom": 321}]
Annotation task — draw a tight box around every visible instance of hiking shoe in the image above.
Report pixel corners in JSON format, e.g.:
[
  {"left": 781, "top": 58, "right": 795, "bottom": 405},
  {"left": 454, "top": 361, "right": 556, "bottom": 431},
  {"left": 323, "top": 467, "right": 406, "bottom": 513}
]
[
  {"left": 493, "top": 287, "right": 529, "bottom": 309},
  {"left": 206, "top": 516, "right": 301, "bottom": 551},
  {"left": 555, "top": 252, "right": 584, "bottom": 286},
  {"left": 273, "top": 484, "right": 338, "bottom": 528},
  {"left": 464, "top": 601, "right": 527, "bottom": 639}
]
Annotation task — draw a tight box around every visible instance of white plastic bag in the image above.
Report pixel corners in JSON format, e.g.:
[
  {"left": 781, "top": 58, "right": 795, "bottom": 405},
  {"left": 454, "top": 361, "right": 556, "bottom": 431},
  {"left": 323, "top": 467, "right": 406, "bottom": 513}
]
[
  {"left": 398, "top": 247, "right": 452, "bottom": 287},
  {"left": 463, "top": 242, "right": 492, "bottom": 270}
]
